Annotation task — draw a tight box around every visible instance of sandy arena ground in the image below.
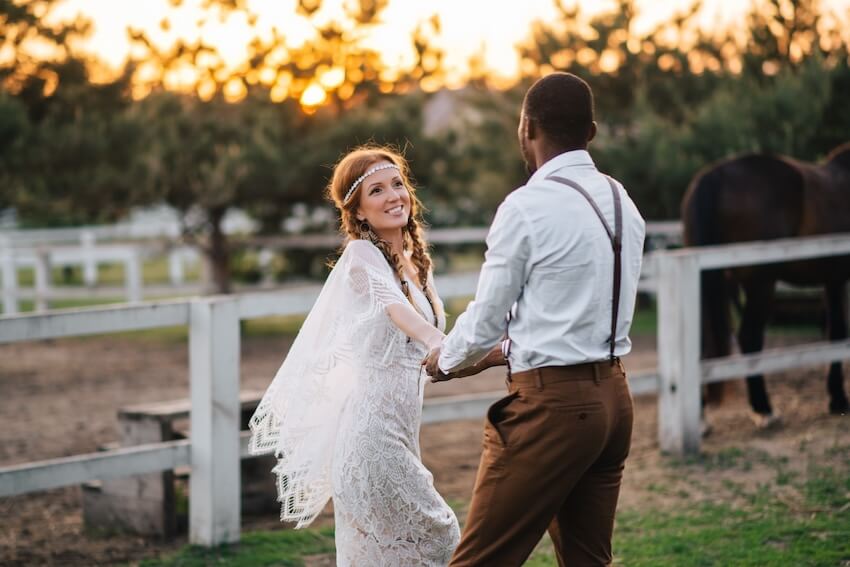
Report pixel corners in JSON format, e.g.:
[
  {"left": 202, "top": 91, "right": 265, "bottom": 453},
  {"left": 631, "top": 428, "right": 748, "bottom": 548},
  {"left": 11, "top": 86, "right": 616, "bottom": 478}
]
[{"left": 1, "top": 333, "right": 847, "bottom": 565}]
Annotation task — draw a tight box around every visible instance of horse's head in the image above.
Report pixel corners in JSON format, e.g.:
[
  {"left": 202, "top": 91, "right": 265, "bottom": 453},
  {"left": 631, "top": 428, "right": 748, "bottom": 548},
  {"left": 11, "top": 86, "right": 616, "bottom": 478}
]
[{"left": 826, "top": 142, "right": 850, "bottom": 171}]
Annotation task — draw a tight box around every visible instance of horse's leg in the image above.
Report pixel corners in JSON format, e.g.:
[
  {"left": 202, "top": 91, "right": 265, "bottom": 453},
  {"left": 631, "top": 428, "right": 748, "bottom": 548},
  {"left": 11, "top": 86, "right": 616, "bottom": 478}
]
[
  {"left": 738, "top": 280, "right": 776, "bottom": 416},
  {"left": 825, "top": 281, "right": 849, "bottom": 415},
  {"left": 702, "top": 269, "right": 734, "bottom": 409}
]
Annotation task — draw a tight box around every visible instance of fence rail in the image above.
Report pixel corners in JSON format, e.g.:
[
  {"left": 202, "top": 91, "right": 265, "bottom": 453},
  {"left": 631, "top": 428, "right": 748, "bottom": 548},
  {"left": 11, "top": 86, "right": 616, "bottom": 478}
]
[
  {"left": 1, "top": 223, "right": 680, "bottom": 315},
  {"left": 0, "top": 272, "right": 493, "bottom": 546},
  {"left": 2, "top": 231, "right": 849, "bottom": 545},
  {"left": 656, "top": 232, "right": 850, "bottom": 454},
  {"left": 0, "top": 440, "right": 191, "bottom": 497}
]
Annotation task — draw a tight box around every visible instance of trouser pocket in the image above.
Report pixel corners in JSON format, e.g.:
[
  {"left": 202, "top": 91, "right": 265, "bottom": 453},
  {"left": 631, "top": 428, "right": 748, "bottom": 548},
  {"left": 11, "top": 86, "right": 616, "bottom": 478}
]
[{"left": 485, "top": 391, "right": 521, "bottom": 447}]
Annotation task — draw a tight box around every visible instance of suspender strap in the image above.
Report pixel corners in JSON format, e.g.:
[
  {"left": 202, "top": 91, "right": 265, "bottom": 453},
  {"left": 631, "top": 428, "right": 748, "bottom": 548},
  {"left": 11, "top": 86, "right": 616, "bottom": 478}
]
[
  {"left": 546, "top": 175, "right": 623, "bottom": 361},
  {"left": 502, "top": 311, "right": 513, "bottom": 383}
]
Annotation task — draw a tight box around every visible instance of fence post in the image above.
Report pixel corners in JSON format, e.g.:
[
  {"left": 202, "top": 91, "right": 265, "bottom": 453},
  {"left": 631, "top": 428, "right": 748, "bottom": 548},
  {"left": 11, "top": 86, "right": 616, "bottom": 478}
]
[
  {"left": 125, "top": 250, "right": 142, "bottom": 303},
  {"left": 258, "top": 248, "right": 275, "bottom": 287},
  {"left": 81, "top": 231, "right": 97, "bottom": 287},
  {"left": 168, "top": 248, "right": 185, "bottom": 286},
  {"left": 656, "top": 251, "right": 702, "bottom": 455},
  {"left": 0, "top": 237, "right": 18, "bottom": 315},
  {"left": 34, "top": 249, "right": 51, "bottom": 312},
  {"left": 189, "top": 296, "right": 241, "bottom": 546}
]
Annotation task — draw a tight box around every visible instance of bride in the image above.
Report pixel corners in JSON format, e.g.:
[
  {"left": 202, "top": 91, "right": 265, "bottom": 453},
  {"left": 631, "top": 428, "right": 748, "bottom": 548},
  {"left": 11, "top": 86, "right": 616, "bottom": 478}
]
[{"left": 249, "top": 146, "right": 460, "bottom": 565}]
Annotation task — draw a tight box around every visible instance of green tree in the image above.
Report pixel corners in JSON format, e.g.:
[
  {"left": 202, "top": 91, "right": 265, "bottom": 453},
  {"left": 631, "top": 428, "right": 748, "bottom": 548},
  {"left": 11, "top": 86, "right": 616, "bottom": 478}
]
[
  {"left": 516, "top": 0, "right": 735, "bottom": 128},
  {"left": 503, "top": 0, "right": 849, "bottom": 218},
  {"left": 120, "top": 0, "right": 452, "bottom": 289},
  {"left": 133, "top": 90, "right": 314, "bottom": 292},
  {"left": 0, "top": 92, "right": 29, "bottom": 212},
  {"left": 1, "top": 59, "right": 144, "bottom": 226},
  {"left": 127, "top": 0, "right": 444, "bottom": 111},
  {"left": 1, "top": 0, "right": 90, "bottom": 114},
  {"left": 1, "top": 0, "right": 146, "bottom": 227}
]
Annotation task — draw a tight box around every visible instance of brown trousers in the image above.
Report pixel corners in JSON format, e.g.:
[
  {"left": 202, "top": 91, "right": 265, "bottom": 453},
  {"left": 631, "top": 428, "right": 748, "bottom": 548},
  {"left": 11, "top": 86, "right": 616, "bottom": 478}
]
[{"left": 449, "top": 359, "right": 634, "bottom": 567}]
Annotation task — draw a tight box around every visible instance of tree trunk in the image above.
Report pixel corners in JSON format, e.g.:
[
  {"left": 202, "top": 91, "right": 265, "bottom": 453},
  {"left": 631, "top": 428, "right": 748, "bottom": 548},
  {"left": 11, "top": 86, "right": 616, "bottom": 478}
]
[{"left": 207, "top": 208, "right": 231, "bottom": 294}]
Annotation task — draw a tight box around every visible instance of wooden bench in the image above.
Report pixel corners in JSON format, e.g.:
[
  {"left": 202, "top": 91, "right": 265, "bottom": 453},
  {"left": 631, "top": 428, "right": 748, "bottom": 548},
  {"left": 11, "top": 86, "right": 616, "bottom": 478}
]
[{"left": 82, "top": 390, "right": 276, "bottom": 538}]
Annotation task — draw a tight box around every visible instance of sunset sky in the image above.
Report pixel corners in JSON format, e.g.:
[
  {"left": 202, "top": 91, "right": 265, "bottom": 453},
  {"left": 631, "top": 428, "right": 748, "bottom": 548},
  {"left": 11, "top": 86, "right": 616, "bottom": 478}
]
[{"left": 49, "top": 0, "right": 850, "bottom": 82}]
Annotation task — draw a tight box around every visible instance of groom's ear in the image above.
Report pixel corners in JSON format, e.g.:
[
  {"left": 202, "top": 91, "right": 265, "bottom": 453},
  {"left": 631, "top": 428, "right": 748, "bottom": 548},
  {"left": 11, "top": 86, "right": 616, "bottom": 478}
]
[
  {"left": 526, "top": 115, "right": 538, "bottom": 141},
  {"left": 587, "top": 121, "right": 598, "bottom": 143}
]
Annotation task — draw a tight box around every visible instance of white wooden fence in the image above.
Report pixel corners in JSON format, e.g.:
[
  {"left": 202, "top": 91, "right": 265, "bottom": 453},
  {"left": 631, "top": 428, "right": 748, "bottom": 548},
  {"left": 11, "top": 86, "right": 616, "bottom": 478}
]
[
  {"left": 2, "top": 232, "right": 847, "bottom": 546},
  {"left": 0, "top": 222, "right": 680, "bottom": 315},
  {"left": 655, "top": 233, "right": 850, "bottom": 454},
  {"left": 0, "top": 240, "right": 145, "bottom": 314},
  {"left": 0, "top": 234, "right": 205, "bottom": 314},
  {"left": 0, "top": 272, "right": 488, "bottom": 546}
]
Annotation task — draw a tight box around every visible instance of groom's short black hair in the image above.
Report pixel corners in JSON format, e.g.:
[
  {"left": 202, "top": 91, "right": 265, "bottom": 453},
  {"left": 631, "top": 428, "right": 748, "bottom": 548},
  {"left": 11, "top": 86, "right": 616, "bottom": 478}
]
[{"left": 523, "top": 72, "right": 594, "bottom": 150}]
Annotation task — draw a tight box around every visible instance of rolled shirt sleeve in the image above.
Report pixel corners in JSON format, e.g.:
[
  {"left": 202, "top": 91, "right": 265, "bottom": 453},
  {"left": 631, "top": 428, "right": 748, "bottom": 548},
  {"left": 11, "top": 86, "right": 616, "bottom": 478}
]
[{"left": 438, "top": 199, "right": 532, "bottom": 373}]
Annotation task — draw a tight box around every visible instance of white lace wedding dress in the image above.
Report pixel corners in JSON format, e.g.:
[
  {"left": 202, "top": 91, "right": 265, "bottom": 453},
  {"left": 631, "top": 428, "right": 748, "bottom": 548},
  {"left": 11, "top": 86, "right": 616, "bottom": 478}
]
[{"left": 250, "top": 240, "right": 460, "bottom": 566}]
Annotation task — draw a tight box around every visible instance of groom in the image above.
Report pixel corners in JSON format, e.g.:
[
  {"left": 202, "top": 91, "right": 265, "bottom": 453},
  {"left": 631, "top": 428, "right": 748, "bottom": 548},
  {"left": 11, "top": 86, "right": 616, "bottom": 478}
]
[{"left": 424, "top": 72, "right": 646, "bottom": 566}]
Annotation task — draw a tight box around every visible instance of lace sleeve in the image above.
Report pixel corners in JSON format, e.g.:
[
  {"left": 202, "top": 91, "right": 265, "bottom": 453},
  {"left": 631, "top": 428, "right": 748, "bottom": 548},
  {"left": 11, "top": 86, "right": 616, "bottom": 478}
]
[
  {"left": 342, "top": 240, "right": 408, "bottom": 317},
  {"left": 339, "top": 240, "right": 410, "bottom": 366},
  {"left": 248, "top": 240, "right": 409, "bottom": 528}
]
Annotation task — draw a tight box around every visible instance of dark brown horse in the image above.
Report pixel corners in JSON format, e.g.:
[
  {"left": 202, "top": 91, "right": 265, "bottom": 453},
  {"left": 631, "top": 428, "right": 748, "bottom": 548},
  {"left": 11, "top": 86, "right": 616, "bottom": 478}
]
[{"left": 681, "top": 142, "right": 850, "bottom": 421}]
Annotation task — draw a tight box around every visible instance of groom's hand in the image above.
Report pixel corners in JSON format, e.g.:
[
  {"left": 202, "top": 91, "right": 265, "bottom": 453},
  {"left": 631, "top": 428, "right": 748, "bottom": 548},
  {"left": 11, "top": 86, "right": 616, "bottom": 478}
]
[{"left": 422, "top": 346, "right": 451, "bottom": 382}]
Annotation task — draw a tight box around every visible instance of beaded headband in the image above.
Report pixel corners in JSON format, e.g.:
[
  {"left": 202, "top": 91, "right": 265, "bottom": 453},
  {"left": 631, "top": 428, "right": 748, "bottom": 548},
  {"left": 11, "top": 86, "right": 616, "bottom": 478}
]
[{"left": 343, "top": 163, "right": 401, "bottom": 204}]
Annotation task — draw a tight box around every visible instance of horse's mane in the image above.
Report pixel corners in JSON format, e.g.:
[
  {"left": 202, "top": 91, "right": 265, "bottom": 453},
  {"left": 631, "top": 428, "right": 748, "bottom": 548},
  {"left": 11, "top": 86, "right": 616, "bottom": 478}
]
[{"left": 826, "top": 142, "right": 850, "bottom": 170}]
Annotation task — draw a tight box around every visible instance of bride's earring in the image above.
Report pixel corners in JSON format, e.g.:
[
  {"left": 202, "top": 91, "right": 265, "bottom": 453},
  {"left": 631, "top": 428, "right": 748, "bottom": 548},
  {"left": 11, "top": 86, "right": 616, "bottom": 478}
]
[{"left": 359, "top": 220, "right": 373, "bottom": 241}]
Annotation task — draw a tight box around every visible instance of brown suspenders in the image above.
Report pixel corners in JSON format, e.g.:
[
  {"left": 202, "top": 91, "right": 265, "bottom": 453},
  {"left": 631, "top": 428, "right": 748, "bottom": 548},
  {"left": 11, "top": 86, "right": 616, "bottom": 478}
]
[
  {"left": 502, "top": 175, "right": 624, "bottom": 380},
  {"left": 547, "top": 175, "right": 623, "bottom": 361}
]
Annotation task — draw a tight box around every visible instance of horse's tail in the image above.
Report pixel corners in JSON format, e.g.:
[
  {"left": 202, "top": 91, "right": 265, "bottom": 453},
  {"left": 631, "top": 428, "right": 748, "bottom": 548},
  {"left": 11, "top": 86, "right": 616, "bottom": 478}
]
[{"left": 682, "top": 166, "right": 735, "bottom": 403}]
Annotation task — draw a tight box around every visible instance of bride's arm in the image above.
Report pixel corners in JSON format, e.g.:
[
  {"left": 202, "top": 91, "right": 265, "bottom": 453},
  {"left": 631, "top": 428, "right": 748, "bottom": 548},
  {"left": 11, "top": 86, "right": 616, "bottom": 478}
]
[{"left": 386, "top": 303, "right": 444, "bottom": 350}]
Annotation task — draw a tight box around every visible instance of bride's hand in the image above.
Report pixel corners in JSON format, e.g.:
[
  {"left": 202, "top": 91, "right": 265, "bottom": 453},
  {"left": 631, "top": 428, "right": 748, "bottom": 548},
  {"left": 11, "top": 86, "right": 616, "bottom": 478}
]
[
  {"left": 429, "top": 345, "right": 505, "bottom": 382},
  {"left": 422, "top": 345, "right": 445, "bottom": 379}
]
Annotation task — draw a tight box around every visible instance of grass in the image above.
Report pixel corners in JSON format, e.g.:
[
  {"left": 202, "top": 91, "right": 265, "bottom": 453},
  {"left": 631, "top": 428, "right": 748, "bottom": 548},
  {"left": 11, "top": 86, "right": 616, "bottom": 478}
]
[
  {"left": 631, "top": 302, "right": 657, "bottom": 336},
  {"left": 140, "top": 527, "right": 335, "bottom": 567},
  {"left": 241, "top": 315, "right": 306, "bottom": 338},
  {"left": 37, "top": 316, "right": 308, "bottom": 345},
  {"left": 9, "top": 295, "right": 309, "bottom": 343},
  {"left": 140, "top": 454, "right": 850, "bottom": 567},
  {"left": 11, "top": 296, "right": 820, "bottom": 347},
  {"left": 2, "top": 247, "right": 828, "bottom": 340},
  {"left": 15, "top": 297, "right": 128, "bottom": 312},
  {"left": 609, "top": 502, "right": 849, "bottom": 566},
  {"left": 9, "top": 276, "right": 823, "bottom": 349},
  {"left": 16, "top": 259, "right": 201, "bottom": 288},
  {"left": 526, "top": 454, "right": 850, "bottom": 567}
]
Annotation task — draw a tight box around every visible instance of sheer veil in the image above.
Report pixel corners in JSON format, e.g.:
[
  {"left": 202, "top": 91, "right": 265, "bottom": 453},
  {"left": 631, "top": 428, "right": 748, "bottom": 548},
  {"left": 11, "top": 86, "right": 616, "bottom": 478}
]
[{"left": 248, "top": 239, "right": 409, "bottom": 527}]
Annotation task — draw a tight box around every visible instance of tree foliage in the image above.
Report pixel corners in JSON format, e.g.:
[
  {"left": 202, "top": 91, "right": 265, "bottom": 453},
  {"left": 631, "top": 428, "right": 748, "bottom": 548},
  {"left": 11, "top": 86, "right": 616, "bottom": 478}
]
[
  {"left": 1, "top": 0, "right": 848, "bottom": 288},
  {"left": 512, "top": 0, "right": 850, "bottom": 218},
  {"left": 1, "top": 2, "right": 142, "bottom": 226},
  {"left": 126, "top": 0, "right": 444, "bottom": 108}
]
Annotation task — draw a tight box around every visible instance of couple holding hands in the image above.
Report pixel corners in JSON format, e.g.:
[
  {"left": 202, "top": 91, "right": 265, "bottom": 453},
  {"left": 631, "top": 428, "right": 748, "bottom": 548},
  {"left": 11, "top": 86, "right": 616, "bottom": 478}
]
[{"left": 250, "top": 72, "right": 646, "bottom": 566}]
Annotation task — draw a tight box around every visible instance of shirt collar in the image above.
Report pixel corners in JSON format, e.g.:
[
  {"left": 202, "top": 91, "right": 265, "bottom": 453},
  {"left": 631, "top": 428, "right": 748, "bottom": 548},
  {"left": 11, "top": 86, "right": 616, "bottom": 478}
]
[{"left": 527, "top": 149, "right": 596, "bottom": 186}]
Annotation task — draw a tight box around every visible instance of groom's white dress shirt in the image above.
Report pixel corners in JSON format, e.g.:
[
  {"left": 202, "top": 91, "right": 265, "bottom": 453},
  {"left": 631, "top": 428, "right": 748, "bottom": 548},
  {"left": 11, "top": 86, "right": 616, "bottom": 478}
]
[{"left": 438, "top": 150, "right": 646, "bottom": 374}]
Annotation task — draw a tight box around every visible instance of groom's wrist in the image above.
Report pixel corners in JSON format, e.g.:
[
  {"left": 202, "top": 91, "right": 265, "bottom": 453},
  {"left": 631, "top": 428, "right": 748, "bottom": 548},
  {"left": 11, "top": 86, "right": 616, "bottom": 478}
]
[{"left": 485, "top": 349, "right": 502, "bottom": 367}]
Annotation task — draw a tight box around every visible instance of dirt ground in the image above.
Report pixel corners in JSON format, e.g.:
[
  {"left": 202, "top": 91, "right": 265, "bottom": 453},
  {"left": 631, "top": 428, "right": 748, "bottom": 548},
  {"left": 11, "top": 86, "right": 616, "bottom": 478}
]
[{"left": 0, "top": 332, "right": 847, "bottom": 566}]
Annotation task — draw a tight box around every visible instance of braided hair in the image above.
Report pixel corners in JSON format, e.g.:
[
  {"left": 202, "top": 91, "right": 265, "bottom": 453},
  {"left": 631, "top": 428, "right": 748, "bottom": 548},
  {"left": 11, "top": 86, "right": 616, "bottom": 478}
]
[{"left": 327, "top": 144, "right": 442, "bottom": 324}]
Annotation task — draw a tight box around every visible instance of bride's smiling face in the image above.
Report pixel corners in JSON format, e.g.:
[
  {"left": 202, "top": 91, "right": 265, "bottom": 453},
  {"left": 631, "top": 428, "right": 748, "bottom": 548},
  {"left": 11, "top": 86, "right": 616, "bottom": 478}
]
[{"left": 355, "top": 161, "right": 411, "bottom": 235}]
